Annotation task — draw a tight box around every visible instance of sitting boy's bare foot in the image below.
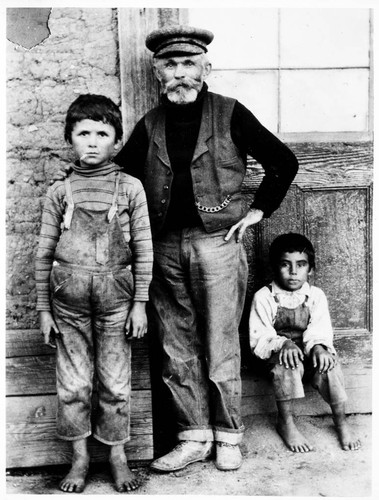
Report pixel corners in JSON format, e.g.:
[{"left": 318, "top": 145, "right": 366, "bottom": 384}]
[
  {"left": 59, "top": 456, "right": 90, "bottom": 493},
  {"left": 335, "top": 420, "right": 361, "bottom": 451},
  {"left": 331, "top": 403, "right": 361, "bottom": 451},
  {"left": 109, "top": 446, "right": 140, "bottom": 492},
  {"left": 276, "top": 418, "right": 314, "bottom": 453}
]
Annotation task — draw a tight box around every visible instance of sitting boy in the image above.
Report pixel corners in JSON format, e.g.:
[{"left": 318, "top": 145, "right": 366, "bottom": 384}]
[
  {"left": 35, "top": 94, "right": 153, "bottom": 492},
  {"left": 249, "top": 233, "right": 361, "bottom": 453}
]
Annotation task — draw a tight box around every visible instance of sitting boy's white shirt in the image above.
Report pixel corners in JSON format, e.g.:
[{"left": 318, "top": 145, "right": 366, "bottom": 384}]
[{"left": 249, "top": 281, "right": 336, "bottom": 359}]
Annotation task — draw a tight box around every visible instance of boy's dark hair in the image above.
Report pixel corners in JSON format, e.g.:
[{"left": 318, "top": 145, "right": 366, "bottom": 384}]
[
  {"left": 269, "top": 233, "right": 315, "bottom": 270},
  {"left": 64, "top": 94, "right": 123, "bottom": 144}
]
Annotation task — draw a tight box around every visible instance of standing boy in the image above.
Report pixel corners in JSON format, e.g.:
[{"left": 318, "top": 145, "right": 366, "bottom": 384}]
[
  {"left": 249, "top": 233, "right": 361, "bottom": 453},
  {"left": 35, "top": 94, "right": 153, "bottom": 492}
]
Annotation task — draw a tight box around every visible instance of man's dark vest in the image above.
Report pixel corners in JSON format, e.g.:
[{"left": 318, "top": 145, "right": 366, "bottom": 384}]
[{"left": 144, "top": 91, "right": 248, "bottom": 235}]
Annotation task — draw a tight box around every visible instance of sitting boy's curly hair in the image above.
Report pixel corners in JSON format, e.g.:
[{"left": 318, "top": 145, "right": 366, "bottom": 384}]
[
  {"left": 64, "top": 94, "right": 123, "bottom": 144},
  {"left": 269, "top": 233, "right": 315, "bottom": 270}
]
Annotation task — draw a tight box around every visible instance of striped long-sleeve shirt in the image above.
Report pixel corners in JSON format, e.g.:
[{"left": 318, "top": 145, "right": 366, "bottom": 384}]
[{"left": 35, "top": 167, "right": 153, "bottom": 311}]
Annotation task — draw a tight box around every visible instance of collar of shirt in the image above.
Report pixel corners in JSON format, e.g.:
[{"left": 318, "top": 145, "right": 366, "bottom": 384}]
[
  {"left": 72, "top": 161, "right": 121, "bottom": 178},
  {"left": 271, "top": 281, "right": 311, "bottom": 309}
]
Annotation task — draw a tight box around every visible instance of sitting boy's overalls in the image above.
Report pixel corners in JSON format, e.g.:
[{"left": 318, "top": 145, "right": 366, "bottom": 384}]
[
  {"left": 266, "top": 287, "right": 347, "bottom": 405},
  {"left": 51, "top": 172, "right": 134, "bottom": 445}
]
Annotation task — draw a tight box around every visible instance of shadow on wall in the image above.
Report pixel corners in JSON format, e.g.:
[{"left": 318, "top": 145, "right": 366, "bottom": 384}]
[{"left": 7, "top": 8, "right": 51, "bottom": 49}]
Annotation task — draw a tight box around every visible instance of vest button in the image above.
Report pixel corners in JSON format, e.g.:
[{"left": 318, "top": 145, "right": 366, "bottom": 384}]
[
  {"left": 157, "top": 212, "right": 163, "bottom": 217},
  {"left": 166, "top": 170, "right": 171, "bottom": 175},
  {"left": 161, "top": 199, "right": 166, "bottom": 204},
  {"left": 163, "top": 185, "right": 169, "bottom": 190}
]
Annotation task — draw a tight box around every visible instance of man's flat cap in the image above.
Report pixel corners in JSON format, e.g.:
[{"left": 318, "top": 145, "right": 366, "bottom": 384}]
[{"left": 146, "top": 24, "right": 214, "bottom": 57}]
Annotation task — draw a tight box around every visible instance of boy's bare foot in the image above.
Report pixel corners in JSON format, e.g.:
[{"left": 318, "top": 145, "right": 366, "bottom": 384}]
[
  {"left": 109, "top": 445, "right": 140, "bottom": 492},
  {"left": 276, "top": 417, "right": 314, "bottom": 453},
  {"left": 275, "top": 400, "right": 314, "bottom": 453},
  {"left": 59, "top": 455, "right": 90, "bottom": 493},
  {"left": 334, "top": 419, "right": 361, "bottom": 451},
  {"left": 331, "top": 402, "right": 361, "bottom": 451},
  {"left": 59, "top": 438, "right": 90, "bottom": 493}
]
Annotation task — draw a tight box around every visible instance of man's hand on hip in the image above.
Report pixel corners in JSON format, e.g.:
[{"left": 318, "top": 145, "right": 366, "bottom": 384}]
[{"left": 224, "top": 208, "right": 264, "bottom": 242}]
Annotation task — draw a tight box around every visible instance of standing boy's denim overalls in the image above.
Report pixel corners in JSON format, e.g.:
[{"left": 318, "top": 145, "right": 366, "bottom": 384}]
[
  {"left": 267, "top": 290, "right": 347, "bottom": 405},
  {"left": 51, "top": 173, "right": 135, "bottom": 445}
]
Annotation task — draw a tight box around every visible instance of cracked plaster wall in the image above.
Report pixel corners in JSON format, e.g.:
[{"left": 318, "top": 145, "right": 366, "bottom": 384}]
[{"left": 7, "top": 8, "right": 121, "bottom": 328}]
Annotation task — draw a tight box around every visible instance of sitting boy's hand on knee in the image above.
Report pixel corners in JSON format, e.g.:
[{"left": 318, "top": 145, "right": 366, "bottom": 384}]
[
  {"left": 279, "top": 340, "right": 304, "bottom": 370},
  {"left": 311, "top": 344, "right": 336, "bottom": 374}
]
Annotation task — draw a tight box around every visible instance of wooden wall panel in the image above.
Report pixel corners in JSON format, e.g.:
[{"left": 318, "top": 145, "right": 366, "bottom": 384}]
[
  {"left": 242, "top": 367, "right": 372, "bottom": 417},
  {"left": 243, "top": 186, "right": 304, "bottom": 295},
  {"left": 241, "top": 142, "right": 372, "bottom": 323},
  {"left": 242, "top": 331, "right": 372, "bottom": 416},
  {"left": 6, "top": 332, "right": 151, "bottom": 396},
  {"left": 7, "top": 393, "right": 153, "bottom": 468},
  {"left": 305, "top": 189, "right": 369, "bottom": 329},
  {"left": 244, "top": 143, "right": 373, "bottom": 191}
]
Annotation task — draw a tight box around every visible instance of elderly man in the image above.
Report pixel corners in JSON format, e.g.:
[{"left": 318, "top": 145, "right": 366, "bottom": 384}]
[{"left": 114, "top": 24, "right": 298, "bottom": 472}]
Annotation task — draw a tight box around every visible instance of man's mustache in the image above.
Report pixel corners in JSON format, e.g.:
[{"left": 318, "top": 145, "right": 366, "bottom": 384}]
[{"left": 166, "top": 80, "right": 195, "bottom": 92}]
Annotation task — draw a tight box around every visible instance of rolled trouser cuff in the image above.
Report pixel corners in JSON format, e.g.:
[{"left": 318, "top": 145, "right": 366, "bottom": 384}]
[
  {"left": 177, "top": 428, "right": 214, "bottom": 442},
  {"left": 214, "top": 426, "right": 244, "bottom": 445},
  {"left": 57, "top": 430, "right": 92, "bottom": 441},
  {"left": 93, "top": 433, "right": 131, "bottom": 446}
]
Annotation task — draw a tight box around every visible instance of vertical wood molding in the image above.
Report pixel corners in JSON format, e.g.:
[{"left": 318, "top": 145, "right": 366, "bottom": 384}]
[
  {"left": 117, "top": 8, "right": 182, "bottom": 140},
  {"left": 118, "top": 8, "right": 160, "bottom": 140},
  {"left": 368, "top": 9, "right": 374, "bottom": 135},
  {"left": 367, "top": 183, "right": 373, "bottom": 331}
]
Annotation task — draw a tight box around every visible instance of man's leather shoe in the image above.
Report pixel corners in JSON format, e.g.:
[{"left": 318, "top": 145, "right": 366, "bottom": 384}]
[
  {"left": 150, "top": 440, "right": 214, "bottom": 472},
  {"left": 215, "top": 442, "right": 242, "bottom": 471}
]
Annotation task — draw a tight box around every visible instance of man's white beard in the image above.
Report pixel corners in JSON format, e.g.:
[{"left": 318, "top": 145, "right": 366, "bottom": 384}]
[{"left": 166, "top": 86, "right": 199, "bottom": 105}]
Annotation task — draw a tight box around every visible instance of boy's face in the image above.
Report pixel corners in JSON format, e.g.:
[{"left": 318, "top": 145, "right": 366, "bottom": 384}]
[
  {"left": 71, "top": 119, "right": 121, "bottom": 168},
  {"left": 275, "top": 251, "right": 312, "bottom": 291}
]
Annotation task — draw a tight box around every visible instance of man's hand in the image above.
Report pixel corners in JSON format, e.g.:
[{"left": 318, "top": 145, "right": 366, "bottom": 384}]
[
  {"left": 51, "top": 164, "right": 72, "bottom": 183},
  {"left": 311, "top": 344, "right": 336, "bottom": 374},
  {"left": 125, "top": 301, "right": 148, "bottom": 339},
  {"left": 225, "top": 208, "right": 264, "bottom": 242},
  {"left": 279, "top": 339, "right": 304, "bottom": 370},
  {"left": 39, "top": 311, "right": 60, "bottom": 348}
]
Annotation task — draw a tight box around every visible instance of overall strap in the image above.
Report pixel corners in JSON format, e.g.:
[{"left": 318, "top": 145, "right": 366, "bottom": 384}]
[
  {"left": 63, "top": 177, "right": 75, "bottom": 229},
  {"left": 267, "top": 284, "right": 280, "bottom": 303},
  {"left": 107, "top": 171, "right": 120, "bottom": 223}
]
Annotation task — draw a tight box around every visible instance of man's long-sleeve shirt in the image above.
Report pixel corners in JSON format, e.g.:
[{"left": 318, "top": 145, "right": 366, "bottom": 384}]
[
  {"left": 249, "top": 281, "right": 337, "bottom": 359},
  {"left": 114, "top": 84, "right": 299, "bottom": 231},
  {"left": 35, "top": 168, "right": 153, "bottom": 311}
]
